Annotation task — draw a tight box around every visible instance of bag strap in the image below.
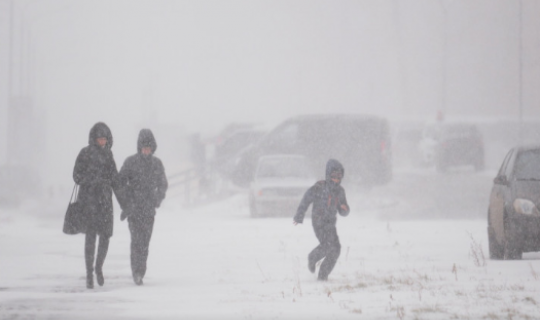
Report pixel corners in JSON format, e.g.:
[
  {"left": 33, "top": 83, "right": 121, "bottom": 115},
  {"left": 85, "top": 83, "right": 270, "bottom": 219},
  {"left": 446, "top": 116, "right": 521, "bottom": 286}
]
[{"left": 69, "top": 184, "right": 79, "bottom": 203}]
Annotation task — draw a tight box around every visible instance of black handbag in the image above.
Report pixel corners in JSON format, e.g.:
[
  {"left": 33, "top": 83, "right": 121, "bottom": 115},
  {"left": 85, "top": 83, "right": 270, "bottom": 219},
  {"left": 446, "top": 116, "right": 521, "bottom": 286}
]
[{"left": 62, "top": 185, "right": 85, "bottom": 235}]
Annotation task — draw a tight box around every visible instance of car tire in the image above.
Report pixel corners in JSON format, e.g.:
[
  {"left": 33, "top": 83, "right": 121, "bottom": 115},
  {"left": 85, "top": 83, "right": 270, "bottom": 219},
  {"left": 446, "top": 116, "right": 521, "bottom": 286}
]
[
  {"left": 488, "top": 227, "right": 504, "bottom": 260},
  {"left": 503, "top": 242, "right": 522, "bottom": 260},
  {"left": 474, "top": 158, "right": 484, "bottom": 172},
  {"left": 435, "top": 161, "right": 447, "bottom": 173},
  {"left": 503, "top": 214, "right": 523, "bottom": 260},
  {"left": 488, "top": 225, "right": 504, "bottom": 260}
]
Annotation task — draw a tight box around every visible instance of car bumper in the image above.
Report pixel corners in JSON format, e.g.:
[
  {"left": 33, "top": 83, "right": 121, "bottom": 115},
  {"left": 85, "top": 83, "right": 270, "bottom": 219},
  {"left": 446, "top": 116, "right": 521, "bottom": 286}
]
[{"left": 254, "top": 197, "right": 302, "bottom": 217}]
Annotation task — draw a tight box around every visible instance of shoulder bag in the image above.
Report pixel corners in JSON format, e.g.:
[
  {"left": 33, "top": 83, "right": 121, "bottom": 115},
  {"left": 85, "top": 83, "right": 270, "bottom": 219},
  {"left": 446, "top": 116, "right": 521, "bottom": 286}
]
[{"left": 62, "top": 185, "right": 85, "bottom": 235}]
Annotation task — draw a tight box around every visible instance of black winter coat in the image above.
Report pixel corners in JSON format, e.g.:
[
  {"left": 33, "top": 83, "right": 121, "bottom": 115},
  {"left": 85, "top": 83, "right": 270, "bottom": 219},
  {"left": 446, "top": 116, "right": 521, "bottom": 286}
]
[
  {"left": 119, "top": 129, "right": 168, "bottom": 219},
  {"left": 294, "top": 159, "right": 350, "bottom": 226},
  {"left": 73, "top": 122, "right": 120, "bottom": 237}
]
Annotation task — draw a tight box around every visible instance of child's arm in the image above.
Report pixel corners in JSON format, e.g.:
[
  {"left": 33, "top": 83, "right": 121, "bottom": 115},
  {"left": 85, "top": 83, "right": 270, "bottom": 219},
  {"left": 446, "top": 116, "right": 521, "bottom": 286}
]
[
  {"left": 337, "top": 188, "right": 350, "bottom": 216},
  {"left": 293, "top": 185, "right": 315, "bottom": 224}
]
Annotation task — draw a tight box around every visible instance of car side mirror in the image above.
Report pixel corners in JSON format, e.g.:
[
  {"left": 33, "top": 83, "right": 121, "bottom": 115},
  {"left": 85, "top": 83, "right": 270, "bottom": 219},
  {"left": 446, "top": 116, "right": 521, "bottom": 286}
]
[{"left": 494, "top": 176, "right": 508, "bottom": 185}]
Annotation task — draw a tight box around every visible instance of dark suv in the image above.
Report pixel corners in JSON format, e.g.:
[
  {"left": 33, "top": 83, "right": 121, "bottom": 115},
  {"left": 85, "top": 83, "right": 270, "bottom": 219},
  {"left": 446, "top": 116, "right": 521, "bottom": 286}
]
[
  {"left": 231, "top": 114, "right": 392, "bottom": 187},
  {"left": 488, "top": 145, "right": 540, "bottom": 260}
]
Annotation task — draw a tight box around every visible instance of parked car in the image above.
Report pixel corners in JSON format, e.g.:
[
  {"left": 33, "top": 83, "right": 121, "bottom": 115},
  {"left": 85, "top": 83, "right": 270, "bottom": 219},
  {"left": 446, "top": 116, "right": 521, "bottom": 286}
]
[
  {"left": 215, "top": 128, "right": 266, "bottom": 161},
  {"left": 233, "top": 114, "right": 392, "bottom": 187},
  {"left": 418, "top": 122, "right": 484, "bottom": 171},
  {"left": 212, "top": 124, "right": 266, "bottom": 180},
  {"left": 249, "top": 155, "right": 315, "bottom": 218},
  {"left": 487, "top": 145, "right": 540, "bottom": 260}
]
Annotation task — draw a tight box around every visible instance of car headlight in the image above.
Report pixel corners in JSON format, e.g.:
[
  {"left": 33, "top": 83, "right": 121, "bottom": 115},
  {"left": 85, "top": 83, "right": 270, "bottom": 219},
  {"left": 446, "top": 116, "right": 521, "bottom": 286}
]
[{"left": 513, "top": 199, "right": 540, "bottom": 215}]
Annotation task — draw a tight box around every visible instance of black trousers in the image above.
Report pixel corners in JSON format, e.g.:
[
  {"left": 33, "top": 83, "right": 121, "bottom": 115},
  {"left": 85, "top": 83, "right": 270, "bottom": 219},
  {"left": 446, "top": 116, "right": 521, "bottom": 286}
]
[
  {"left": 85, "top": 232, "right": 110, "bottom": 275},
  {"left": 308, "top": 222, "right": 341, "bottom": 280},
  {"left": 128, "top": 215, "right": 155, "bottom": 279}
]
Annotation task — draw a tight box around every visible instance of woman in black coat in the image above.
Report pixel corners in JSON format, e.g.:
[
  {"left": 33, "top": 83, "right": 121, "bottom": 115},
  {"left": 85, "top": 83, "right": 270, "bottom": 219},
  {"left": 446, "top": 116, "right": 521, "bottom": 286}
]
[{"left": 73, "top": 122, "right": 120, "bottom": 289}]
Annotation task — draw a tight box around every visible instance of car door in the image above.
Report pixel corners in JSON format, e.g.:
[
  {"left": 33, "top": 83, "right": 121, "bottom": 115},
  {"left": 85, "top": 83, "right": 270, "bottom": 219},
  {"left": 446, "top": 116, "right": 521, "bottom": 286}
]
[
  {"left": 489, "top": 149, "right": 515, "bottom": 244},
  {"left": 418, "top": 124, "right": 439, "bottom": 164}
]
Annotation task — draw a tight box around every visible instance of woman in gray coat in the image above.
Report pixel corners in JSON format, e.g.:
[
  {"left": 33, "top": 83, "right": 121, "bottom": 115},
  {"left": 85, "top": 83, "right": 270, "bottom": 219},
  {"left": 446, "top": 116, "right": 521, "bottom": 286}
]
[{"left": 119, "top": 129, "right": 168, "bottom": 285}]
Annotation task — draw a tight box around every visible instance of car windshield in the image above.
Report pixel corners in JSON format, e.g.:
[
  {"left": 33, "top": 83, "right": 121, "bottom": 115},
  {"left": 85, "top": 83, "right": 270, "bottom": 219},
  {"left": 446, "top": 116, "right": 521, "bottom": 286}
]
[
  {"left": 514, "top": 149, "right": 540, "bottom": 180},
  {"left": 256, "top": 158, "right": 311, "bottom": 179},
  {"left": 423, "top": 125, "right": 440, "bottom": 140}
]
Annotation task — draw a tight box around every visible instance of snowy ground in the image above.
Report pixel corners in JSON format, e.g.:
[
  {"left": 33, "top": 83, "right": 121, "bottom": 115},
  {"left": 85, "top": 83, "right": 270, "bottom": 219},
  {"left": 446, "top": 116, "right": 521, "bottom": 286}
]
[{"left": 1, "top": 168, "right": 540, "bottom": 319}]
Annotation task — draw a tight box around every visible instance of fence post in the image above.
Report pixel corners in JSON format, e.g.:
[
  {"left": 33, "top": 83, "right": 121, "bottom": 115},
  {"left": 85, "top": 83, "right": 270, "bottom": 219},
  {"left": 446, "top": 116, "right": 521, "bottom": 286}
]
[{"left": 185, "top": 174, "right": 190, "bottom": 204}]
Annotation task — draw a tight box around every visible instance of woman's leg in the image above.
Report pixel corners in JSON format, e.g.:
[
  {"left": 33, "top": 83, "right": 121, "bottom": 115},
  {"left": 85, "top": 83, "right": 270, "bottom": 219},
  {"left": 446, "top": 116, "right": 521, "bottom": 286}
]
[
  {"left": 128, "top": 216, "right": 143, "bottom": 283},
  {"left": 138, "top": 216, "right": 155, "bottom": 279},
  {"left": 84, "top": 231, "right": 97, "bottom": 288},
  {"left": 128, "top": 215, "right": 155, "bottom": 285},
  {"left": 95, "top": 235, "right": 110, "bottom": 286}
]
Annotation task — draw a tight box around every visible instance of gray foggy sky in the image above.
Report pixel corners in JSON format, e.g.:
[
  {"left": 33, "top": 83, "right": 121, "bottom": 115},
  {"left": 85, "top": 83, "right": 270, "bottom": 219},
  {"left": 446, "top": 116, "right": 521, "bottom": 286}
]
[{"left": 1, "top": 0, "right": 539, "bottom": 187}]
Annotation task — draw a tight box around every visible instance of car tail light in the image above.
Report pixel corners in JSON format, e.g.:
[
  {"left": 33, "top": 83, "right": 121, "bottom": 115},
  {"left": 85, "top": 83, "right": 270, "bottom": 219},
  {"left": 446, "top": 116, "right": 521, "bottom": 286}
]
[
  {"left": 476, "top": 137, "right": 483, "bottom": 145},
  {"left": 381, "top": 140, "right": 388, "bottom": 157}
]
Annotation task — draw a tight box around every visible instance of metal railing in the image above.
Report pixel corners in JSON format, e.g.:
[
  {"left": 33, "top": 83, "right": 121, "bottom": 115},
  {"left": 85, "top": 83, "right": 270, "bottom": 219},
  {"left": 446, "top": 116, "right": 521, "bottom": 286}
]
[
  {"left": 167, "top": 167, "right": 200, "bottom": 204},
  {"left": 167, "top": 162, "right": 231, "bottom": 205}
]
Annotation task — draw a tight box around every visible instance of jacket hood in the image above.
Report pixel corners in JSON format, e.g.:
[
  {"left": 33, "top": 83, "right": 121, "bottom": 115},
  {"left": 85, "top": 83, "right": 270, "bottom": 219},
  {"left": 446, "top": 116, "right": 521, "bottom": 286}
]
[
  {"left": 88, "top": 122, "right": 113, "bottom": 149},
  {"left": 325, "top": 158, "right": 344, "bottom": 185},
  {"left": 137, "top": 129, "right": 157, "bottom": 154}
]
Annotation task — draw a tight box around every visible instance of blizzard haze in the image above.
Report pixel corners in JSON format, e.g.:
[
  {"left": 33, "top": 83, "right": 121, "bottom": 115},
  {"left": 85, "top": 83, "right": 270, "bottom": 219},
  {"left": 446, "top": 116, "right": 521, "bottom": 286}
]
[
  {"left": 2, "top": 1, "right": 540, "bottom": 319},
  {"left": 1, "top": 0, "right": 540, "bottom": 188}
]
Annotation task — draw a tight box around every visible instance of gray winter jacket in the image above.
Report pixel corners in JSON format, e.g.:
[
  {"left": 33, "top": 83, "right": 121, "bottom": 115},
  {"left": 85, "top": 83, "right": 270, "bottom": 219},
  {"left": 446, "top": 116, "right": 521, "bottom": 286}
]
[
  {"left": 293, "top": 159, "right": 350, "bottom": 226},
  {"left": 118, "top": 129, "right": 168, "bottom": 219}
]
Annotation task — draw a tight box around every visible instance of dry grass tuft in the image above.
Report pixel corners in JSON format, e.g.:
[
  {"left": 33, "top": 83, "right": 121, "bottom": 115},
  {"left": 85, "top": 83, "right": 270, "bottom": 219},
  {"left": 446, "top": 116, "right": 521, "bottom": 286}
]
[
  {"left": 500, "top": 307, "right": 535, "bottom": 320},
  {"left": 395, "top": 305, "right": 405, "bottom": 320},
  {"left": 452, "top": 263, "right": 458, "bottom": 281},
  {"left": 483, "top": 312, "right": 500, "bottom": 320},
  {"left": 334, "top": 282, "right": 367, "bottom": 292},
  {"left": 529, "top": 263, "right": 538, "bottom": 280},
  {"left": 468, "top": 233, "right": 486, "bottom": 267},
  {"left": 412, "top": 304, "right": 446, "bottom": 315},
  {"left": 523, "top": 296, "right": 537, "bottom": 305}
]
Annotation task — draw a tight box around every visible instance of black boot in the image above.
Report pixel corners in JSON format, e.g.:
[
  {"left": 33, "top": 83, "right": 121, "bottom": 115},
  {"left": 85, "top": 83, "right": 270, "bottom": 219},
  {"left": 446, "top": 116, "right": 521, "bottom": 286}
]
[
  {"left": 133, "top": 273, "right": 143, "bottom": 286},
  {"left": 96, "top": 268, "right": 104, "bottom": 286},
  {"left": 308, "top": 259, "right": 316, "bottom": 273},
  {"left": 85, "top": 232, "right": 96, "bottom": 289},
  {"left": 317, "top": 275, "right": 328, "bottom": 281},
  {"left": 86, "top": 273, "right": 94, "bottom": 289},
  {"left": 95, "top": 236, "right": 109, "bottom": 287}
]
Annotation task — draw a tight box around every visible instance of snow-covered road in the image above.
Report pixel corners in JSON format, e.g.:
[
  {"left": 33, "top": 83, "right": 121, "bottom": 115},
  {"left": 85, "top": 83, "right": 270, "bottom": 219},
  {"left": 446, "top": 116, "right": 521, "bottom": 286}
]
[{"left": 1, "top": 168, "right": 540, "bottom": 319}]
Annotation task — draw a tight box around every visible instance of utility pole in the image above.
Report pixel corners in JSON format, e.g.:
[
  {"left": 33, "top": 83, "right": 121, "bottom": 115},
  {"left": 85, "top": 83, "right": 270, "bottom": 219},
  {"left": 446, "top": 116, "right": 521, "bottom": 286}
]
[
  {"left": 441, "top": 2, "right": 447, "bottom": 120},
  {"left": 518, "top": 0, "right": 523, "bottom": 144},
  {"left": 438, "top": 0, "right": 449, "bottom": 123},
  {"left": 6, "top": 0, "right": 35, "bottom": 166},
  {"left": 7, "top": 0, "right": 14, "bottom": 164},
  {"left": 518, "top": 0, "right": 523, "bottom": 136}
]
